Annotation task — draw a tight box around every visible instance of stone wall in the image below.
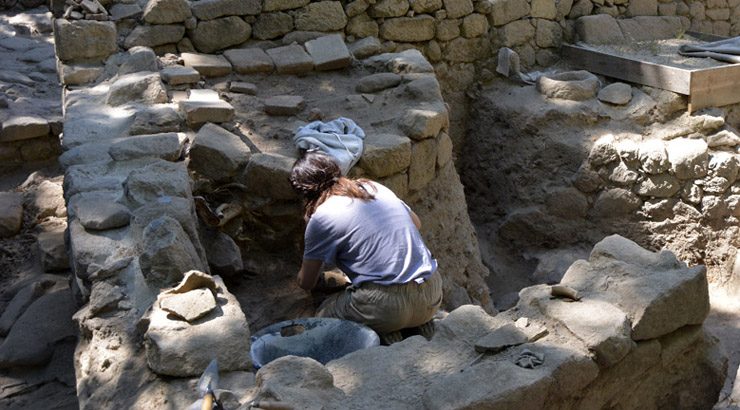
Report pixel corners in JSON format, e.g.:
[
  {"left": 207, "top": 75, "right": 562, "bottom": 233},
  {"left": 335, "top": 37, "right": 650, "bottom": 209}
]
[{"left": 0, "top": 116, "right": 62, "bottom": 165}]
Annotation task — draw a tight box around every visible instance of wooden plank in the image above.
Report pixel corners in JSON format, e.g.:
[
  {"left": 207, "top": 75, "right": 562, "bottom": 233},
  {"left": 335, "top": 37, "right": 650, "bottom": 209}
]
[
  {"left": 684, "top": 31, "right": 728, "bottom": 42},
  {"left": 562, "top": 44, "right": 692, "bottom": 94},
  {"left": 688, "top": 62, "right": 740, "bottom": 112}
]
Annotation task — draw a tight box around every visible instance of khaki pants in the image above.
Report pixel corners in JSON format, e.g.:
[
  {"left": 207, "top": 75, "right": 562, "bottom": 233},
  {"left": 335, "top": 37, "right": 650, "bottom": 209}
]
[{"left": 316, "top": 272, "right": 442, "bottom": 334}]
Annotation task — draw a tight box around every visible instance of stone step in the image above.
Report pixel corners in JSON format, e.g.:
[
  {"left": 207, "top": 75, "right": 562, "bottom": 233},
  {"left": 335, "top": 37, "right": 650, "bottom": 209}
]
[{"left": 181, "top": 52, "right": 232, "bottom": 77}]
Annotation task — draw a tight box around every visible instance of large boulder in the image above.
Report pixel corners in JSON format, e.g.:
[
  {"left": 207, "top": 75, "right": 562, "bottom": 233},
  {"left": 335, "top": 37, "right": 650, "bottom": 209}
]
[
  {"left": 560, "top": 235, "right": 710, "bottom": 340},
  {"left": 189, "top": 123, "right": 252, "bottom": 180},
  {"left": 294, "top": 1, "right": 348, "bottom": 31},
  {"left": 53, "top": 19, "right": 117, "bottom": 61},
  {"left": 124, "top": 160, "right": 191, "bottom": 207},
  {"left": 139, "top": 216, "right": 206, "bottom": 288},
  {"left": 106, "top": 72, "right": 168, "bottom": 106},
  {"left": 143, "top": 0, "right": 192, "bottom": 24},
  {"left": 144, "top": 275, "right": 251, "bottom": 376}
]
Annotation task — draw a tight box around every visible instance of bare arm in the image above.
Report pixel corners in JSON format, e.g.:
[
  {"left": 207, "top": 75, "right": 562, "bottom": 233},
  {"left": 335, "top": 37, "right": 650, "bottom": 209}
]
[
  {"left": 297, "top": 259, "right": 323, "bottom": 290},
  {"left": 408, "top": 209, "right": 422, "bottom": 230}
]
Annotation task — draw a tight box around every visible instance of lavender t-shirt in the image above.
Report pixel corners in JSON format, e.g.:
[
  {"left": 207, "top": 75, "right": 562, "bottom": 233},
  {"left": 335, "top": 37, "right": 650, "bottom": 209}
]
[{"left": 303, "top": 181, "right": 437, "bottom": 286}]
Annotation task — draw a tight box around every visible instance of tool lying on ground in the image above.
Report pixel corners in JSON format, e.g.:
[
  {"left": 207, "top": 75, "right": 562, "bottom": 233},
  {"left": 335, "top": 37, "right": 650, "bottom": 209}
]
[{"left": 188, "top": 359, "right": 223, "bottom": 410}]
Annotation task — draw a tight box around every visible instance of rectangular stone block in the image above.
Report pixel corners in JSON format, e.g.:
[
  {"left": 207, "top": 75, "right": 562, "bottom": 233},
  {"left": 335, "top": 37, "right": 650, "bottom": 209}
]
[
  {"left": 266, "top": 44, "right": 314, "bottom": 74},
  {"left": 53, "top": 19, "right": 117, "bottom": 62},
  {"left": 408, "top": 138, "right": 437, "bottom": 191},
  {"left": 241, "top": 152, "right": 298, "bottom": 200},
  {"left": 0, "top": 116, "right": 50, "bottom": 142},
  {"left": 224, "top": 48, "right": 275, "bottom": 74},
  {"left": 399, "top": 103, "right": 449, "bottom": 140},
  {"left": 304, "top": 34, "right": 352, "bottom": 70},
  {"left": 359, "top": 133, "right": 411, "bottom": 178},
  {"left": 380, "top": 16, "right": 436, "bottom": 42},
  {"left": 180, "top": 100, "right": 235, "bottom": 126},
  {"left": 181, "top": 53, "right": 232, "bottom": 77},
  {"left": 160, "top": 65, "right": 201, "bottom": 85}
]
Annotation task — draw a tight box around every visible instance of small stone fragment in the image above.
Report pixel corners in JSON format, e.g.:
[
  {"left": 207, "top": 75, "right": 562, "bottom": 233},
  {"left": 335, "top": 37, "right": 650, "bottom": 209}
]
[
  {"left": 160, "top": 288, "right": 217, "bottom": 322},
  {"left": 230, "top": 82, "right": 258, "bottom": 95},
  {"left": 598, "top": 82, "right": 632, "bottom": 105},
  {"left": 264, "top": 95, "right": 306, "bottom": 116},
  {"left": 356, "top": 72, "right": 403, "bottom": 93},
  {"left": 76, "top": 198, "right": 131, "bottom": 230},
  {"left": 474, "top": 324, "right": 529, "bottom": 353},
  {"left": 166, "top": 270, "right": 218, "bottom": 295},
  {"left": 38, "top": 229, "right": 69, "bottom": 272}
]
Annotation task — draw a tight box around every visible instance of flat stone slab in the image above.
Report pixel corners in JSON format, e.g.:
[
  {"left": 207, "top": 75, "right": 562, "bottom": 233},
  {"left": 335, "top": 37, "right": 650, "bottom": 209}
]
[
  {"left": 159, "top": 288, "right": 217, "bottom": 322},
  {"left": 188, "top": 89, "right": 221, "bottom": 101},
  {"left": 224, "top": 48, "right": 274, "bottom": 74},
  {"left": 304, "top": 34, "right": 352, "bottom": 71},
  {"left": 0, "top": 116, "right": 50, "bottom": 142},
  {"left": 266, "top": 44, "right": 314, "bottom": 75},
  {"left": 76, "top": 198, "right": 132, "bottom": 230},
  {"left": 356, "top": 72, "right": 402, "bottom": 93},
  {"left": 474, "top": 324, "right": 529, "bottom": 353},
  {"left": 230, "top": 81, "right": 257, "bottom": 95},
  {"left": 109, "top": 132, "right": 186, "bottom": 161},
  {"left": 181, "top": 52, "right": 232, "bottom": 77},
  {"left": 160, "top": 65, "right": 201, "bottom": 85},
  {"left": 180, "top": 100, "right": 235, "bottom": 126},
  {"left": 0, "top": 192, "right": 24, "bottom": 238},
  {"left": 263, "top": 95, "right": 305, "bottom": 116}
]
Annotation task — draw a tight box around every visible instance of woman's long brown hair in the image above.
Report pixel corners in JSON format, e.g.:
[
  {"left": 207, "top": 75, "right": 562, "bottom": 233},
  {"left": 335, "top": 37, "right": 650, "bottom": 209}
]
[{"left": 290, "top": 151, "right": 375, "bottom": 221}]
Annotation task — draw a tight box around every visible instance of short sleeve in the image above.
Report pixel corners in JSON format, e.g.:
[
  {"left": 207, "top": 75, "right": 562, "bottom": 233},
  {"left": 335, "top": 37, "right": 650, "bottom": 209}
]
[{"left": 303, "top": 214, "right": 338, "bottom": 263}]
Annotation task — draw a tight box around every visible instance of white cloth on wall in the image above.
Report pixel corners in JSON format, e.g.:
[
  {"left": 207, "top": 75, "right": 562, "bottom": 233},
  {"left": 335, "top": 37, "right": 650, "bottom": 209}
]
[{"left": 293, "top": 117, "right": 366, "bottom": 175}]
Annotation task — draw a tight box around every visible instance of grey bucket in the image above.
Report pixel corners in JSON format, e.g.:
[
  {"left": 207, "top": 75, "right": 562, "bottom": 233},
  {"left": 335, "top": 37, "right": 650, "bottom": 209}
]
[{"left": 250, "top": 317, "right": 380, "bottom": 369}]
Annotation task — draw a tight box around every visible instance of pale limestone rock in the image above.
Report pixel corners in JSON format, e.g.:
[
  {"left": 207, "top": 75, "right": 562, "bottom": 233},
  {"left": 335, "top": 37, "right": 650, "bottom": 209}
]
[
  {"left": 409, "top": 138, "right": 437, "bottom": 191},
  {"left": 666, "top": 138, "right": 708, "bottom": 179},
  {"left": 109, "top": 132, "right": 185, "bottom": 162},
  {"left": 264, "top": 95, "right": 306, "bottom": 116},
  {"left": 145, "top": 276, "right": 251, "bottom": 376},
  {"left": 588, "top": 134, "right": 619, "bottom": 166},
  {"left": 189, "top": 123, "right": 251, "bottom": 180},
  {"left": 263, "top": 0, "right": 309, "bottom": 11},
  {"left": 0, "top": 116, "right": 49, "bottom": 142},
  {"left": 380, "top": 16, "right": 436, "bottom": 42},
  {"left": 181, "top": 53, "right": 232, "bottom": 77},
  {"left": 531, "top": 0, "right": 557, "bottom": 19},
  {"left": 143, "top": 0, "right": 191, "bottom": 24},
  {"left": 305, "top": 35, "right": 352, "bottom": 70},
  {"left": 266, "top": 44, "right": 314, "bottom": 74},
  {"left": 190, "top": 16, "right": 251, "bottom": 53},
  {"left": 461, "top": 13, "right": 489, "bottom": 38},
  {"left": 252, "top": 12, "right": 294, "bottom": 40},
  {"left": 53, "top": 19, "right": 117, "bottom": 61},
  {"left": 159, "top": 288, "right": 217, "bottom": 322},
  {"left": 400, "top": 102, "right": 449, "bottom": 140},
  {"left": 359, "top": 133, "right": 411, "bottom": 177},
  {"left": 536, "top": 70, "right": 599, "bottom": 101},
  {"left": 349, "top": 36, "right": 382, "bottom": 59},
  {"left": 242, "top": 153, "right": 298, "bottom": 200},
  {"left": 33, "top": 181, "right": 66, "bottom": 219},
  {"left": 499, "top": 19, "right": 535, "bottom": 46},
  {"left": 124, "top": 25, "right": 185, "bottom": 49},
  {"left": 562, "top": 234, "right": 709, "bottom": 340},
  {"left": 190, "top": 0, "right": 261, "bottom": 20},
  {"left": 119, "top": 46, "right": 158, "bottom": 75},
  {"left": 224, "top": 48, "right": 275, "bottom": 74},
  {"left": 356, "top": 72, "right": 402, "bottom": 93},
  {"left": 638, "top": 139, "right": 670, "bottom": 174},
  {"left": 294, "top": 1, "right": 348, "bottom": 31},
  {"left": 598, "top": 82, "right": 633, "bottom": 105},
  {"left": 106, "top": 72, "right": 168, "bottom": 106},
  {"left": 443, "top": 0, "right": 474, "bottom": 18},
  {"left": 490, "top": 0, "right": 530, "bottom": 26},
  {"left": 634, "top": 174, "right": 681, "bottom": 198},
  {"left": 124, "top": 160, "right": 192, "bottom": 207},
  {"left": 535, "top": 19, "right": 562, "bottom": 47},
  {"left": 160, "top": 65, "right": 201, "bottom": 85},
  {"left": 575, "top": 14, "right": 625, "bottom": 44},
  {"left": 369, "top": 0, "right": 409, "bottom": 17},
  {"left": 139, "top": 216, "right": 206, "bottom": 288}
]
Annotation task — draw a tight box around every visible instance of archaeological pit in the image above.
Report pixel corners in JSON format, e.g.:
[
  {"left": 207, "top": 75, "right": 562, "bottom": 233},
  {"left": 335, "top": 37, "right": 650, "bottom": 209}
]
[{"left": 2, "top": 0, "right": 740, "bottom": 408}]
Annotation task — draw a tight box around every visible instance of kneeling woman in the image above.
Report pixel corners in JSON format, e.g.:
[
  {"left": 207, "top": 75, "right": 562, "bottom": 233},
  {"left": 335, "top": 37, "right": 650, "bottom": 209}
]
[{"left": 290, "top": 151, "right": 442, "bottom": 342}]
